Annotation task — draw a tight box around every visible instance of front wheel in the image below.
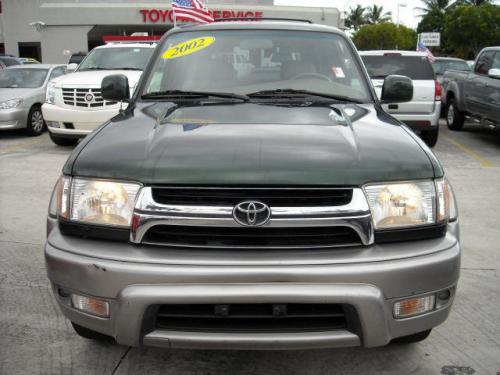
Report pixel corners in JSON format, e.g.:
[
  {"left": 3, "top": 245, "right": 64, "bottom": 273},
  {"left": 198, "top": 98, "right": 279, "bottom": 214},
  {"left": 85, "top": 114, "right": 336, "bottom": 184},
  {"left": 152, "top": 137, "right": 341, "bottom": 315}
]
[
  {"left": 446, "top": 98, "right": 465, "bottom": 131},
  {"left": 25, "top": 105, "right": 45, "bottom": 136},
  {"left": 420, "top": 127, "right": 439, "bottom": 147},
  {"left": 391, "top": 329, "right": 432, "bottom": 344},
  {"left": 49, "top": 132, "right": 79, "bottom": 146}
]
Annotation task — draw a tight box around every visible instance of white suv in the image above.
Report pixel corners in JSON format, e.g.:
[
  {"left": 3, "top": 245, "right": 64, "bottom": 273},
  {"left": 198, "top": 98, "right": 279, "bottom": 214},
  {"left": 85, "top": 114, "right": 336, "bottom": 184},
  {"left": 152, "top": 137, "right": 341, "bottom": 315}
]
[
  {"left": 359, "top": 51, "right": 441, "bottom": 147},
  {"left": 43, "top": 43, "right": 156, "bottom": 146}
]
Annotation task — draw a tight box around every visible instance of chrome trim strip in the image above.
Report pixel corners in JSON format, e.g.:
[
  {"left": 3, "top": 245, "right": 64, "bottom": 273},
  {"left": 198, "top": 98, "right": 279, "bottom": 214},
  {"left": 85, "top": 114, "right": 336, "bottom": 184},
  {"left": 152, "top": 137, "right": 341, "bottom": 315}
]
[{"left": 131, "top": 188, "right": 374, "bottom": 247}]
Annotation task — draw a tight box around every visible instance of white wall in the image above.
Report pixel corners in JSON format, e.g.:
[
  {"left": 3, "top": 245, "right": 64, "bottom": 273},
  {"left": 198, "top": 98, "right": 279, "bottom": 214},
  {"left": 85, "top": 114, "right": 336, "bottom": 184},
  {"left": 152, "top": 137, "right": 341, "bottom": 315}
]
[{"left": 3, "top": 0, "right": 42, "bottom": 56}]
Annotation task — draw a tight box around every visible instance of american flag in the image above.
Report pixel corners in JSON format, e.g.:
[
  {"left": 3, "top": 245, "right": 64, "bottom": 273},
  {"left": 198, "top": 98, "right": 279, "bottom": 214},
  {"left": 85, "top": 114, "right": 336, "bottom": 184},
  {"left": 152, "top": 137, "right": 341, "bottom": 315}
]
[
  {"left": 172, "top": 0, "right": 214, "bottom": 24},
  {"left": 416, "top": 41, "right": 436, "bottom": 63}
]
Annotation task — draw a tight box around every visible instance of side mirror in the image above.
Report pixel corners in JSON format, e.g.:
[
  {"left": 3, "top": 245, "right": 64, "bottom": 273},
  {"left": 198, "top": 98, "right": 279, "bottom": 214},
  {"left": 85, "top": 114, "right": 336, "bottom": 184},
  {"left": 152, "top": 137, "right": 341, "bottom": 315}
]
[
  {"left": 66, "top": 63, "right": 78, "bottom": 73},
  {"left": 102, "top": 74, "right": 129, "bottom": 102},
  {"left": 381, "top": 75, "right": 413, "bottom": 103},
  {"left": 488, "top": 68, "right": 500, "bottom": 79}
]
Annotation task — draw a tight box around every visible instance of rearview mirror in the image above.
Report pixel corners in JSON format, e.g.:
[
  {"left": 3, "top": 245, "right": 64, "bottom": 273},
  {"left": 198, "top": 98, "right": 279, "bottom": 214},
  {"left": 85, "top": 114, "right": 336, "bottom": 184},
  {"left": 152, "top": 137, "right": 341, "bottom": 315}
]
[
  {"left": 102, "top": 74, "right": 129, "bottom": 102},
  {"left": 381, "top": 75, "right": 413, "bottom": 103},
  {"left": 66, "top": 63, "right": 78, "bottom": 73},
  {"left": 488, "top": 68, "right": 500, "bottom": 79}
]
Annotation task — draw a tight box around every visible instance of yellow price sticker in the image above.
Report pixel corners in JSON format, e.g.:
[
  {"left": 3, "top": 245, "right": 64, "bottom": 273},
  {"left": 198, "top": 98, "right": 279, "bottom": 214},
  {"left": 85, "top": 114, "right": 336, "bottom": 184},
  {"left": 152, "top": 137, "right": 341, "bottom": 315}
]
[{"left": 162, "top": 37, "right": 215, "bottom": 60}]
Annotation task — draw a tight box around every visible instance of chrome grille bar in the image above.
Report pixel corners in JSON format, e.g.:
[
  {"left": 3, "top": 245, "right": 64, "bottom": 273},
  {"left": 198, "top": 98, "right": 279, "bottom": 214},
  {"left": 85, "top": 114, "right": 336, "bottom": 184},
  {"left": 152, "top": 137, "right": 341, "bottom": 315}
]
[{"left": 131, "top": 188, "right": 374, "bottom": 247}]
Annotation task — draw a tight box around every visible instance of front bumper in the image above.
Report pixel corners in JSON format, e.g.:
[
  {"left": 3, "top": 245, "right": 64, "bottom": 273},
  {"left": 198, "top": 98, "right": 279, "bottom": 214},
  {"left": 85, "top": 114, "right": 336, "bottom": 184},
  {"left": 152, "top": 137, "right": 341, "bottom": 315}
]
[
  {"left": 42, "top": 103, "right": 119, "bottom": 136},
  {"left": 0, "top": 107, "right": 28, "bottom": 130},
  {"left": 45, "top": 221, "right": 460, "bottom": 350}
]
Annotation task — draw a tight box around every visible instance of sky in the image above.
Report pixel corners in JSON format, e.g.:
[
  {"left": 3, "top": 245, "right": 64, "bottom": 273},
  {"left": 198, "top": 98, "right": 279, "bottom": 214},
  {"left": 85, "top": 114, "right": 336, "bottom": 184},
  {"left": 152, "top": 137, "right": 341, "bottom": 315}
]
[{"left": 275, "top": 0, "right": 499, "bottom": 29}]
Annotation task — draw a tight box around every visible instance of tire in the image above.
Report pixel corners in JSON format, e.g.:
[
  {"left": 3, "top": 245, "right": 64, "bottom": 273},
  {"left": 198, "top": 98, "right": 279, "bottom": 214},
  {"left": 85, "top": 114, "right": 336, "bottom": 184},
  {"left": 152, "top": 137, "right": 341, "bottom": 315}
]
[
  {"left": 420, "top": 127, "right": 439, "bottom": 148},
  {"left": 391, "top": 329, "right": 432, "bottom": 344},
  {"left": 49, "top": 132, "right": 79, "bottom": 146},
  {"left": 71, "top": 322, "right": 114, "bottom": 342},
  {"left": 446, "top": 98, "right": 465, "bottom": 131},
  {"left": 25, "top": 105, "right": 45, "bottom": 136}
]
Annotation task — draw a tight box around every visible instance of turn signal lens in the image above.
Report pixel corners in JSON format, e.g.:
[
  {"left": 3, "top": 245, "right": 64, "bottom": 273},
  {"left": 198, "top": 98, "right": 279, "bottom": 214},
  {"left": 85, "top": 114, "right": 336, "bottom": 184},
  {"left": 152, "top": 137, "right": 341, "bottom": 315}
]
[
  {"left": 394, "top": 295, "right": 435, "bottom": 318},
  {"left": 71, "top": 294, "right": 110, "bottom": 318}
]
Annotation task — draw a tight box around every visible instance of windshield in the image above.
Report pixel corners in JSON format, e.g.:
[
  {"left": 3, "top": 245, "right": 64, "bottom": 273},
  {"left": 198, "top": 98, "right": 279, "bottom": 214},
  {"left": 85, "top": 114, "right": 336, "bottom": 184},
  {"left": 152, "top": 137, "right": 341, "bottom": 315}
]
[
  {"left": 432, "top": 59, "right": 471, "bottom": 75},
  {"left": 361, "top": 55, "right": 435, "bottom": 80},
  {"left": 142, "top": 30, "right": 371, "bottom": 102},
  {"left": 78, "top": 47, "right": 154, "bottom": 71},
  {"left": 0, "top": 68, "right": 48, "bottom": 88}
]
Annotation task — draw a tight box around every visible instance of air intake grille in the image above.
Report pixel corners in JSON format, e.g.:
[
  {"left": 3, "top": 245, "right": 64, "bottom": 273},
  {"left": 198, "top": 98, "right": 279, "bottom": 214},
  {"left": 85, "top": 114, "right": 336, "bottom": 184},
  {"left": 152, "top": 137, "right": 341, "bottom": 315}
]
[
  {"left": 155, "top": 303, "right": 347, "bottom": 332},
  {"left": 151, "top": 187, "right": 353, "bottom": 207},
  {"left": 143, "top": 225, "right": 361, "bottom": 249},
  {"left": 62, "top": 87, "right": 117, "bottom": 108}
]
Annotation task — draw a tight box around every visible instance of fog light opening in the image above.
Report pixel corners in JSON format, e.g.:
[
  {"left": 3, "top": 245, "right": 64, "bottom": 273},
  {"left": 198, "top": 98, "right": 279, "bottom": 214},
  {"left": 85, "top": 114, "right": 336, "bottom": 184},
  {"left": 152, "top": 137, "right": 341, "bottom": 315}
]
[
  {"left": 393, "top": 295, "right": 435, "bottom": 319},
  {"left": 436, "top": 289, "right": 452, "bottom": 309},
  {"left": 71, "top": 293, "right": 110, "bottom": 318},
  {"left": 58, "top": 288, "right": 70, "bottom": 298}
]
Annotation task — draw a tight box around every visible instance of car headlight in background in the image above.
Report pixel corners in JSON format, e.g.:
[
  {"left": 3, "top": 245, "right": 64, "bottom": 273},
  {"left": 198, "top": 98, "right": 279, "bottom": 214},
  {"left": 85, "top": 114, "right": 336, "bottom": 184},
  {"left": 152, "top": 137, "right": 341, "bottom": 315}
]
[
  {"left": 364, "top": 179, "right": 456, "bottom": 230},
  {"left": 0, "top": 98, "right": 23, "bottom": 110},
  {"left": 51, "top": 177, "right": 141, "bottom": 227},
  {"left": 46, "top": 81, "right": 56, "bottom": 104}
]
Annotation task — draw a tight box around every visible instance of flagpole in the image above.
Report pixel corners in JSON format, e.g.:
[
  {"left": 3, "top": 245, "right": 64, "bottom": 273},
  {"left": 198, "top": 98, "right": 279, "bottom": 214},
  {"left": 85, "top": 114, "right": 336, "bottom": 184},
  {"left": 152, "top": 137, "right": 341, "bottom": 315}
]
[{"left": 172, "top": 0, "right": 177, "bottom": 28}]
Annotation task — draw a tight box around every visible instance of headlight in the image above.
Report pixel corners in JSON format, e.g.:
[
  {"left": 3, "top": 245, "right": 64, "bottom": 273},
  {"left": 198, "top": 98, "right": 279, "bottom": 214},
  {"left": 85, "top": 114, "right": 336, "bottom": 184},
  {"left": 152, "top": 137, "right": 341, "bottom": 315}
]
[
  {"left": 0, "top": 98, "right": 23, "bottom": 110},
  {"left": 46, "top": 82, "right": 56, "bottom": 104},
  {"left": 364, "top": 180, "right": 455, "bottom": 230},
  {"left": 52, "top": 177, "right": 141, "bottom": 227}
]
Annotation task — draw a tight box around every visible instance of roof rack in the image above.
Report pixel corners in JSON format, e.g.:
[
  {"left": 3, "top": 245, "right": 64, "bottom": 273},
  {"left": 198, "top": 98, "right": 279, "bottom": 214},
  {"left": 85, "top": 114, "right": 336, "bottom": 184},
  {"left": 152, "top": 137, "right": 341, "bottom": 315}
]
[{"left": 214, "top": 17, "right": 313, "bottom": 24}]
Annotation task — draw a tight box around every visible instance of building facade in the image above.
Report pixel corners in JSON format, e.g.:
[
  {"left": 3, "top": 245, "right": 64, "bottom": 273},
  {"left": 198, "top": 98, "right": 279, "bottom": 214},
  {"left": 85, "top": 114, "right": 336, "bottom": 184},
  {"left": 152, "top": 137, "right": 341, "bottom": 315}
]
[{"left": 0, "top": 0, "right": 342, "bottom": 63}]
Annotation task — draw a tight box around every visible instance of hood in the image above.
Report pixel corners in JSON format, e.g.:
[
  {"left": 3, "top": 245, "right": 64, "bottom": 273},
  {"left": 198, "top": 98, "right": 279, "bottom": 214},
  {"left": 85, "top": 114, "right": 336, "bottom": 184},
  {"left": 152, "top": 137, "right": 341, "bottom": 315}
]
[
  {"left": 66, "top": 102, "right": 441, "bottom": 186},
  {"left": 53, "top": 70, "right": 143, "bottom": 88},
  {"left": 0, "top": 88, "right": 40, "bottom": 101}
]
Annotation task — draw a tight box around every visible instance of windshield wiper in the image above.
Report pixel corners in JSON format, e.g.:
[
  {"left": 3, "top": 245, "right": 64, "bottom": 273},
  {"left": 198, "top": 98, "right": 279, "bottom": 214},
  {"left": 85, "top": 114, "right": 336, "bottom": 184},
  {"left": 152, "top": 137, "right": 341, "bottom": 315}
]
[
  {"left": 141, "top": 90, "right": 249, "bottom": 102},
  {"left": 78, "top": 67, "right": 107, "bottom": 71},
  {"left": 246, "top": 89, "right": 364, "bottom": 104},
  {"left": 115, "top": 67, "right": 143, "bottom": 71}
]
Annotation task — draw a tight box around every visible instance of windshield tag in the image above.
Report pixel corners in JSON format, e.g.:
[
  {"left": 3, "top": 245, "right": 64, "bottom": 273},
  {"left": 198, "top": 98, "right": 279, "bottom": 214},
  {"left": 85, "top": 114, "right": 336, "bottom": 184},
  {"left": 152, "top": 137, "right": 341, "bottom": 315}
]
[
  {"left": 162, "top": 37, "right": 216, "bottom": 60},
  {"left": 332, "top": 67, "right": 345, "bottom": 78}
]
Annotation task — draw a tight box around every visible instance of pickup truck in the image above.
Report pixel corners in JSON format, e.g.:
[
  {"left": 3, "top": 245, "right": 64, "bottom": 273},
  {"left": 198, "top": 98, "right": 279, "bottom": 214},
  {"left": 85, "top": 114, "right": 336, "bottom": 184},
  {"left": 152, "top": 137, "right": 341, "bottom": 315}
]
[
  {"left": 45, "top": 21, "right": 460, "bottom": 350},
  {"left": 442, "top": 46, "right": 500, "bottom": 131}
]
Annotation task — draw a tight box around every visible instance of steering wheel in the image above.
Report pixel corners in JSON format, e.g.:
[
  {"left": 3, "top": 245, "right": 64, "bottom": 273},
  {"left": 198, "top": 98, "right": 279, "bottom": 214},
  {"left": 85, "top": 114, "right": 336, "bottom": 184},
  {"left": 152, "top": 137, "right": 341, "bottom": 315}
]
[{"left": 291, "top": 72, "right": 333, "bottom": 82}]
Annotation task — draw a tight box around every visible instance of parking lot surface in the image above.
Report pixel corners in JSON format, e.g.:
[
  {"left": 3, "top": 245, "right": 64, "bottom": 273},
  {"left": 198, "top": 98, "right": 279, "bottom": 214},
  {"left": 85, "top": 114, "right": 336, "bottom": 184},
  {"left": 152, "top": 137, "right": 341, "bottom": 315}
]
[{"left": 1, "top": 121, "right": 499, "bottom": 375}]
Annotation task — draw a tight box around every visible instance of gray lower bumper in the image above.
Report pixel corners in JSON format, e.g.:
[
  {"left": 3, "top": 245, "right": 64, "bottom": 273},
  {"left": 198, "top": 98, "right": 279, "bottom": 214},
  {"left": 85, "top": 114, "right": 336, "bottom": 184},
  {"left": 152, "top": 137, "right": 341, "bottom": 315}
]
[{"left": 45, "top": 224, "right": 460, "bottom": 350}]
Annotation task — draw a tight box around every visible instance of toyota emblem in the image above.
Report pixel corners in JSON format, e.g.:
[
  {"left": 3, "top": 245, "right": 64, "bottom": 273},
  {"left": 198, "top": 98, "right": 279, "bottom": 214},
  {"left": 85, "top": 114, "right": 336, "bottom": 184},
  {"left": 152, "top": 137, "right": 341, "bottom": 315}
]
[
  {"left": 233, "top": 201, "right": 271, "bottom": 227},
  {"left": 85, "top": 93, "right": 94, "bottom": 103}
]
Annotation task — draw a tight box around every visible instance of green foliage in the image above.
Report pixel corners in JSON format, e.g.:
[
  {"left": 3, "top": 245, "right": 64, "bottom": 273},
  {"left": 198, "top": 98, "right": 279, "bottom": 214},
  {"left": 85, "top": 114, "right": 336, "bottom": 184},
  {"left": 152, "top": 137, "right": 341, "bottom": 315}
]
[
  {"left": 444, "top": 4, "right": 500, "bottom": 58},
  {"left": 353, "top": 23, "right": 418, "bottom": 51},
  {"left": 344, "top": 5, "right": 367, "bottom": 31},
  {"left": 365, "top": 5, "right": 392, "bottom": 24},
  {"left": 417, "top": 8, "right": 446, "bottom": 34},
  {"left": 416, "top": 0, "right": 453, "bottom": 14}
]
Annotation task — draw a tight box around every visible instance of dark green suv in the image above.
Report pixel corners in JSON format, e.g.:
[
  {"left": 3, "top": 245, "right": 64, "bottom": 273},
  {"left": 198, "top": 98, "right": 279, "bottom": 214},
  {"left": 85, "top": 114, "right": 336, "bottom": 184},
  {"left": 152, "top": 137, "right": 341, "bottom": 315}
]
[{"left": 46, "top": 21, "right": 460, "bottom": 350}]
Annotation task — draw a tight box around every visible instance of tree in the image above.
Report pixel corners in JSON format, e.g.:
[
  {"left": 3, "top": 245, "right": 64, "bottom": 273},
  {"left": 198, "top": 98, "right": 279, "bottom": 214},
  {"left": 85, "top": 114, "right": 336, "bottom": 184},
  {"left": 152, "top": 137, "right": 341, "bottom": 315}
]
[
  {"left": 365, "top": 5, "right": 392, "bottom": 24},
  {"left": 416, "top": 0, "right": 453, "bottom": 15},
  {"left": 417, "top": 8, "right": 446, "bottom": 34},
  {"left": 456, "top": 0, "right": 491, "bottom": 5},
  {"left": 344, "top": 5, "right": 367, "bottom": 31},
  {"left": 444, "top": 4, "right": 500, "bottom": 58},
  {"left": 353, "top": 23, "right": 418, "bottom": 51}
]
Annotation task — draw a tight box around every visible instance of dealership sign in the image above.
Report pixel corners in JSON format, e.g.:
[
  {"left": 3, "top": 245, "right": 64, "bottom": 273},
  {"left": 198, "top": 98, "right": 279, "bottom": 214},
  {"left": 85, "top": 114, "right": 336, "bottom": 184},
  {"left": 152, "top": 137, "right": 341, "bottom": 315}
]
[
  {"left": 419, "top": 32, "right": 441, "bottom": 47},
  {"left": 140, "top": 8, "right": 264, "bottom": 23}
]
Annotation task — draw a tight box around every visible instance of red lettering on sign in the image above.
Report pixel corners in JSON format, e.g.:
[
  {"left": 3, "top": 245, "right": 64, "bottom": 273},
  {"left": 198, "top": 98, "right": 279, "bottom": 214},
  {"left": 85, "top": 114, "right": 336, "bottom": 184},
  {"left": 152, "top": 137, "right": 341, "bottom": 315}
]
[
  {"left": 149, "top": 9, "right": 160, "bottom": 22},
  {"left": 222, "top": 10, "right": 231, "bottom": 18},
  {"left": 212, "top": 10, "right": 220, "bottom": 19},
  {"left": 139, "top": 9, "right": 149, "bottom": 23},
  {"left": 159, "top": 9, "right": 170, "bottom": 22},
  {"left": 255, "top": 11, "right": 263, "bottom": 18},
  {"left": 244, "top": 11, "right": 254, "bottom": 17}
]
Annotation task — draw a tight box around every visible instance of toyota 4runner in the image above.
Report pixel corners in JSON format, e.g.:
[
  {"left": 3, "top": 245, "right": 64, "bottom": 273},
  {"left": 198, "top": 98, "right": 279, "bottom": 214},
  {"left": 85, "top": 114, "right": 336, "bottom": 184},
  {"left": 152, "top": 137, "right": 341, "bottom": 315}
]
[{"left": 45, "top": 21, "right": 460, "bottom": 350}]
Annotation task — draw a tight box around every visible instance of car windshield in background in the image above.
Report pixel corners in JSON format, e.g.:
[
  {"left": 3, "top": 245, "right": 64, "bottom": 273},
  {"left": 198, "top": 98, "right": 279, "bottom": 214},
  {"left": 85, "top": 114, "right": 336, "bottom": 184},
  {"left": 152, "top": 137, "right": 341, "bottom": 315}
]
[
  {"left": 78, "top": 47, "right": 154, "bottom": 71},
  {"left": 0, "top": 57, "right": 21, "bottom": 67},
  {"left": 0, "top": 68, "right": 48, "bottom": 88},
  {"left": 432, "top": 59, "right": 471, "bottom": 75},
  {"left": 361, "top": 55, "right": 435, "bottom": 80},
  {"left": 142, "top": 30, "right": 371, "bottom": 103}
]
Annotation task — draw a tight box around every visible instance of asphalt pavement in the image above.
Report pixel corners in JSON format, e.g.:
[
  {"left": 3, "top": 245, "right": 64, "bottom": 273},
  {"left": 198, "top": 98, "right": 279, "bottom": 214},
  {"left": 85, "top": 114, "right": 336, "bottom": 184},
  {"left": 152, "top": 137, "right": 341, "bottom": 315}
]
[{"left": 1, "top": 120, "right": 499, "bottom": 375}]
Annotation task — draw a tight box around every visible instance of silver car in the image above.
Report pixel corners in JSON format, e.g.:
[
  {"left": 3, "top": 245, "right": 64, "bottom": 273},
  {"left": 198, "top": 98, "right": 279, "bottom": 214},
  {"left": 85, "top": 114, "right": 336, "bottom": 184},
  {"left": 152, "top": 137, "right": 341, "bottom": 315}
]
[
  {"left": 360, "top": 51, "right": 442, "bottom": 147},
  {"left": 0, "top": 64, "right": 66, "bottom": 136}
]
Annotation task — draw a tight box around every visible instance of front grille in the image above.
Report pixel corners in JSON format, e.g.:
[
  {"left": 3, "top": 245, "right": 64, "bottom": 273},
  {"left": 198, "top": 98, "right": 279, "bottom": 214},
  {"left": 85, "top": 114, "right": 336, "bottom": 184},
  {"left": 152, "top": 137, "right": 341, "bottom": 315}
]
[
  {"left": 151, "top": 187, "right": 353, "bottom": 207},
  {"left": 143, "top": 225, "right": 362, "bottom": 249},
  {"left": 155, "top": 303, "right": 347, "bottom": 332},
  {"left": 62, "top": 87, "right": 117, "bottom": 108}
]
